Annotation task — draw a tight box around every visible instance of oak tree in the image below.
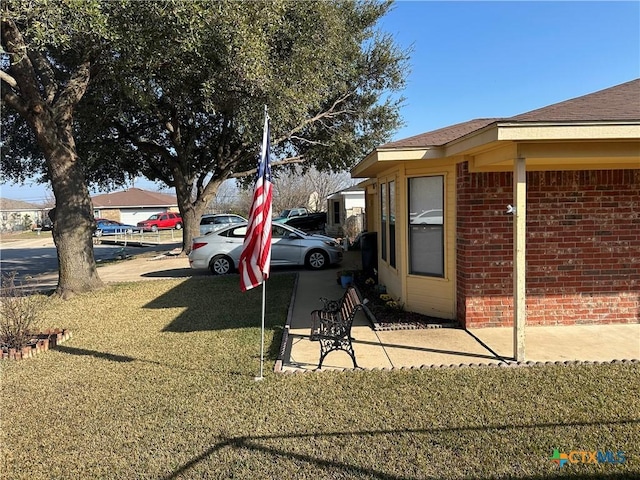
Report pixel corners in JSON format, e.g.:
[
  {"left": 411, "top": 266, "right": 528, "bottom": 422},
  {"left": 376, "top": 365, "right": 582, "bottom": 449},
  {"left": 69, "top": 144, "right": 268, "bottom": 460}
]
[
  {"left": 77, "top": 0, "right": 409, "bottom": 253},
  {"left": 0, "top": 0, "right": 124, "bottom": 297}
]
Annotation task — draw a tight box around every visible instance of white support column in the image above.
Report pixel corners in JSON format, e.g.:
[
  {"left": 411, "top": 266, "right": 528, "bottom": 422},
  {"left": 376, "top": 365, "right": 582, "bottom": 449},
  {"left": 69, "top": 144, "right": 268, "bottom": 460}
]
[{"left": 513, "top": 157, "right": 527, "bottom": 362}]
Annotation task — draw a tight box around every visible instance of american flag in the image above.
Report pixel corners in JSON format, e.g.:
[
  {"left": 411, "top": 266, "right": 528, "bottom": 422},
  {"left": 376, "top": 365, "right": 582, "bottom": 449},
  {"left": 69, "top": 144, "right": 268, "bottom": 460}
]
[{"left": 239, "top": 113, "right": 273, "bottom": 292}]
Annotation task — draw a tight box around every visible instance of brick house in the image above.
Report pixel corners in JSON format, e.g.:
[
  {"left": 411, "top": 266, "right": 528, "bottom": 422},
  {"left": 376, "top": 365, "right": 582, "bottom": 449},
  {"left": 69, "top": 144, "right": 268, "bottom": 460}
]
[{"left": 351, "top": 79, "right": 639, "bottom": 336}]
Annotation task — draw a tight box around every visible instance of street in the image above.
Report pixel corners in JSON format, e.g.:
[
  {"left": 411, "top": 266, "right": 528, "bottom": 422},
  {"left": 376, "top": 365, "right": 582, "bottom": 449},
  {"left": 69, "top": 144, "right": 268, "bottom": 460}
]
[{"left": 0, "top": 234, "right": 179, "bottom": 281}]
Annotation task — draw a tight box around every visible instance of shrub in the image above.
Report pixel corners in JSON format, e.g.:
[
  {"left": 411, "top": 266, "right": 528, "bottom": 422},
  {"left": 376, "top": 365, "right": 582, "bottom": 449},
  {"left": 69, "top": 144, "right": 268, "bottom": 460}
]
[{"left": 0, "top": 272, "right": 43, "bottom": 350}]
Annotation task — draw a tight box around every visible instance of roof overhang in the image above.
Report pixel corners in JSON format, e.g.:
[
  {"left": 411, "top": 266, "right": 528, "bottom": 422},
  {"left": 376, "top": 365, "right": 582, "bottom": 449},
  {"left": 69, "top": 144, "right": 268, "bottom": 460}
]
[
  {"left": 352, "top": 121, "right": 640, "bottom": 177},
  {"left": 351, "top": 146, "right": 450, "bottom": 178}
]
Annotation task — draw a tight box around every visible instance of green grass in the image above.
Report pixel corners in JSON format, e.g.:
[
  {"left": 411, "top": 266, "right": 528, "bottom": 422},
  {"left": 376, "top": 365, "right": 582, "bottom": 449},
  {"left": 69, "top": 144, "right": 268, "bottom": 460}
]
[{"left": 1, "top": 275, "right": 639, "bottom": 479}]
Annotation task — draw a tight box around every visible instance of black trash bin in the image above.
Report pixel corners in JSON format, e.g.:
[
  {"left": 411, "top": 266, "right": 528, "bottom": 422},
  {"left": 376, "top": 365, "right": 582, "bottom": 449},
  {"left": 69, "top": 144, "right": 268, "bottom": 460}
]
[{"left": 360, "top": 232, "right": 378, "bottom": 277}]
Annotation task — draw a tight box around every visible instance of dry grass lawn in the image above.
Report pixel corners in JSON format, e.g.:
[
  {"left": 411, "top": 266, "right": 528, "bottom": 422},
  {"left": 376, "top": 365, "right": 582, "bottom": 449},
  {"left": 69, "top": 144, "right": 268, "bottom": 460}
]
[{"left": 1, "top": 274, "right": 639, "bottom": 479}]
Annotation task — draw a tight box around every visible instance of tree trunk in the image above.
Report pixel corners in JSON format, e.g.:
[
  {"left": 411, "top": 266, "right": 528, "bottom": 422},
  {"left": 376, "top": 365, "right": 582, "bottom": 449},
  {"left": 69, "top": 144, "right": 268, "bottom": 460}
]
[
  {"left": 48, "top": 145, "right": 104, "bottom": 298},
  {"left": 181, "top": 207, "right": 200, "bottom": 256},
  {"left": 175, "top": 180, "right": 223, "bottom": 256},
  {"left": 178, "top": 195, "right": 217, "bottom": 256}
]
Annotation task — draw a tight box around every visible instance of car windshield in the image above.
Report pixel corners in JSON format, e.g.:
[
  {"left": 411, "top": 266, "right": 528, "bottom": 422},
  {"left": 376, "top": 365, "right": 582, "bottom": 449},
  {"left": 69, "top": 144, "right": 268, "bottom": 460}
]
[
  {"left": 286, "top": 225, "right": 307, "bottom": 237},
  {"left": 147, "top": 214, "right": 160, "bottom": 220},
  {"left": 279, "top": 210, "right": 291, "bottom": 218}
]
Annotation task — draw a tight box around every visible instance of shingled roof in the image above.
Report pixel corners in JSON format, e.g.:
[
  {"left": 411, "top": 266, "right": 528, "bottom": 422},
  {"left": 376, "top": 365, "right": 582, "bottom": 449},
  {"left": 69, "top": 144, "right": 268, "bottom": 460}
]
[
  {"left": 510, "top": 78, "right": 640, "bottom": 122},
  {"left": 0, "top": 198, "right": 45, "bottom": 211},
  {"left": 381, "top": 118, "right": 499, "bottom": 149},
  {"left": 380, "top": 78, "right": 640, "bottom": 150},
  {"left": 91, "top": 188, "right": 177, "bottom": 208}
]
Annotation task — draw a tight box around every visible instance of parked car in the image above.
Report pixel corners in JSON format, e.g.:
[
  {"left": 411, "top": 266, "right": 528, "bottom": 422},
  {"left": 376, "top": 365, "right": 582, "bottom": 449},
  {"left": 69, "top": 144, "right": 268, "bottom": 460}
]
[
  {"left": 94, "top": 219, "right": 139, "bottom": 237},
  {"left": 282, "top": 212, "right": 326, "bottom": 232},
  {"left": 189, "top": 222, "right": 343, "bottom": 275},
  {"left": 410, "top": 209, "right": 443, "bottom": 225},
  {"left": 274, "top": 207, "right": 310, "bottom": 220},
  {"left": 199, "top": 213, "right": 247, "bottom": 235},
  {"left": 33, "top": 217, "right": 54, "bottom": 231},
  {"left": 136, "top": 212, "right": 183, "bottom": 232}
]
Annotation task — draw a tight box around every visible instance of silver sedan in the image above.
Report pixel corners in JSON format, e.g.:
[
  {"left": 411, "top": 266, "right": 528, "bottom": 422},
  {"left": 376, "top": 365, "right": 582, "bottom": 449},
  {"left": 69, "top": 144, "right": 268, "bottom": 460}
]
[{"left": 188, "top": 222, "right": 343, "bottom": 275}]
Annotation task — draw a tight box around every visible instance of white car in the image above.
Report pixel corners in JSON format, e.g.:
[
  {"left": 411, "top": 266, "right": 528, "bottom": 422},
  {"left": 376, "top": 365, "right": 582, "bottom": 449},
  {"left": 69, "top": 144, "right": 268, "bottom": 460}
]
[
  {"left": 189, "top": 222, "right": 343, "bottom": 275},
  {"left": 411, "top": 209, "right": 443, "bottom": 225}
]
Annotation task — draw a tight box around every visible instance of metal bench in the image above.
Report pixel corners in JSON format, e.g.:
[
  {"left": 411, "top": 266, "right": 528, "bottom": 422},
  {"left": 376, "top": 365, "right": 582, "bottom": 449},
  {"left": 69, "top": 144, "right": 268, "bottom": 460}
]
[{"left": 310, "top": 286, "right": 365, "bottom": 369}]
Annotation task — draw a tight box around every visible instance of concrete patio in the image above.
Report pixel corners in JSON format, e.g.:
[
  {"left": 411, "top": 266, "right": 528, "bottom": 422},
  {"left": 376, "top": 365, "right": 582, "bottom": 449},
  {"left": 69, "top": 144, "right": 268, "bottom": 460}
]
[{"left": 276, "top": 251, "right": 640, "bottom": 373}]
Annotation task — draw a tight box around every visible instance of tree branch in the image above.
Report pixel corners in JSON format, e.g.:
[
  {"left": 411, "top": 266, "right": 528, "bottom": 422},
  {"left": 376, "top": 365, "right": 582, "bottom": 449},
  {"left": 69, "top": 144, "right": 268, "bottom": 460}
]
[
  {"left": 289, "top": 135, "right": 330, "bottom": 147},
  {"left": 0, "top": 70, "right": 17, "bottom": 89},
  {"left": 134, "top": 138, "right": 173, "bottom": 159},
  {"left": 27, "top": 50, "right": 57, "bottom": 104},
  {"left": 274, "top": 90, "right": 354, "bottom": 145},
  {"left": 230, "top": 156, "right": 306, "bottom": 179},
  {"left": 1, "top": 18, "right": 42, "bottom": 104},
  {"left": 54, "top": 60, "right": 91, "bottom": 125},
  {"left": 1, "top": 88, "right": 28, "bottom": 116}
]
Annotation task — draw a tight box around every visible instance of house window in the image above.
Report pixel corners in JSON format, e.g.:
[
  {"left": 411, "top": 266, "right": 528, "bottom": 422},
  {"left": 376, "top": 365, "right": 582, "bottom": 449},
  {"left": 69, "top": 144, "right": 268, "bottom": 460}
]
[
  {"left": 408, "top": 176, "right": 444, "bottom": 277},
  {"left": 333, "top": 201, "right": 340, "bottom": 224},
  {"left": 380, "top": 182, "right": 387, "bottom": 261},
  {"left": 389, "top": 180, "right": 396, "bottom": 268},
  {"left": 379, "top": 180, "right": 396, "bottom": 267}
]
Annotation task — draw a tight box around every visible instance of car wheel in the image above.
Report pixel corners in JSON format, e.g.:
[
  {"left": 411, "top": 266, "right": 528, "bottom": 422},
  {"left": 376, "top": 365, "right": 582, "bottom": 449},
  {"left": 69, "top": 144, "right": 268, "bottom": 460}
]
[
  {"left": 151, "top": 225, "right": 159, "bottom": 233},
  {"left": 126, "top": 228, "right": 133, "bottom": 234},
  {"left": 210, "top": 255, "right": 233, "bottom": 275},
  {"left": 95, "top": 230, "right": 103, "bottom": 237},
  {"left": 305, "top": 250, "right": 328, "bottom": 270},
  {"left": 175, "top": 223, "right": 182, "bottom": 230}
]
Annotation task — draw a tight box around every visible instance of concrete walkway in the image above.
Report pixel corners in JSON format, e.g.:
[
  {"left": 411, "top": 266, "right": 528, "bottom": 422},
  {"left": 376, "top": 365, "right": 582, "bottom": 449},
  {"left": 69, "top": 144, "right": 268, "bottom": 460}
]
[{"left": 277, "top": 251, "right": 640, "bottom": 373}]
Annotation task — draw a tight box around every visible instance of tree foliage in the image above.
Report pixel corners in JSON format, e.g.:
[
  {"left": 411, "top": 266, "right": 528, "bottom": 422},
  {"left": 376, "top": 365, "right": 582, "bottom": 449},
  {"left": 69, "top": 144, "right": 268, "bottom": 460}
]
[
  {"left": 2, "top": 0, "right": 408, "bottom": 263},
  {"left": 75, "top": 0, "right": 409, "bottom": 253}
]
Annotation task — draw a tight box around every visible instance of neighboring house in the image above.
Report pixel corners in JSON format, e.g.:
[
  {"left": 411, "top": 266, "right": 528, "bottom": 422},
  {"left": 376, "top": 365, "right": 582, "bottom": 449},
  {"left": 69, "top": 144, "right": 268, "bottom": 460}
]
[
  {"left": 326, "top": 186, "right": 366, "bottom": 240},
  {"left": 91, "top": 188, "right": 179, "bottom": 225},
  {"left": 351, "top": 79, "right": 640, "bottom": 333},
  {"left": 0, "top": 198, "right": 49, "bottom": 232}
]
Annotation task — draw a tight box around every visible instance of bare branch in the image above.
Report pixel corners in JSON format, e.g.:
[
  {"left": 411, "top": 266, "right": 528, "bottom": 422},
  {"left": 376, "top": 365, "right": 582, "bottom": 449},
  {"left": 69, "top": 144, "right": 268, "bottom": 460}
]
[
  {"left": 0, "top": 70, "right": 17, "bottom": 88},
  {"left": 289, "top": 135, "right": 331, "bottom": 147},
  {"left": 274, "top": 90, "right": 354, "bottom": 145},
  {"left": 230, "top": 156, "right": 306, "bottom": 179}
]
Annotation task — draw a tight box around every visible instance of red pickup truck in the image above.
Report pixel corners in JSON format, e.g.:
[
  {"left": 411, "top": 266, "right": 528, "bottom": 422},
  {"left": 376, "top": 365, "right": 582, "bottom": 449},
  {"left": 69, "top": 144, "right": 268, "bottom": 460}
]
[{"left": 137, "top": 212, "right": 183, "bottom": 232}]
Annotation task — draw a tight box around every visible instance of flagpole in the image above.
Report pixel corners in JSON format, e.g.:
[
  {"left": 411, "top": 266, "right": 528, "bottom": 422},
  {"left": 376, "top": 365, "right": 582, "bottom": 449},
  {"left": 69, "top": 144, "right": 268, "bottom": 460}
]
[
  {"left": 255, "top": 279, "right": 266, "bottom": 381},
  {"left": 241, "top": 104, "right": 270, "bottom": 382},
  {"left": 255, "top": 104, "right": 269, "bottom": 382}
]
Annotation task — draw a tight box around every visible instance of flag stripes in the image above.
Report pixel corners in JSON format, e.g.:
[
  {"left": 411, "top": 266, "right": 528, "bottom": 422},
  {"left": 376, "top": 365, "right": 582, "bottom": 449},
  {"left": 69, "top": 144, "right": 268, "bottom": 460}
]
[{"left": 239, "top": 114, "right": 273, "bottom": 292}]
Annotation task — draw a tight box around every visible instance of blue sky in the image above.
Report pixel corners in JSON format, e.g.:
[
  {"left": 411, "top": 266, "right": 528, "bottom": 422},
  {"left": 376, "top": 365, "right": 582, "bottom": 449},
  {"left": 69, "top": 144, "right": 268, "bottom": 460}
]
[
  {"left": 2, "top": 1, "right": 639, "bottom": 203},
  {"left": 382, "top": 1, "right": 640, "bottom": 139}
]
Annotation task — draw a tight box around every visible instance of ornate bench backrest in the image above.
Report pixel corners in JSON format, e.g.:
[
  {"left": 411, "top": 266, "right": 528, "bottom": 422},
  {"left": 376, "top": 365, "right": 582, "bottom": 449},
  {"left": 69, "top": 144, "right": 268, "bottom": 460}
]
[{"left": 338, "top": 286, "right": 363, "bottom": 327}]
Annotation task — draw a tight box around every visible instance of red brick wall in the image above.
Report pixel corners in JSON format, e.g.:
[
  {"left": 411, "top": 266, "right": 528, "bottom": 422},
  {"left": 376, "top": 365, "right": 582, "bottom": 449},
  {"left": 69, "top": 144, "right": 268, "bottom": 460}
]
[{"left": 456, "top": 163, "right": 640, "bottom": 328}]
